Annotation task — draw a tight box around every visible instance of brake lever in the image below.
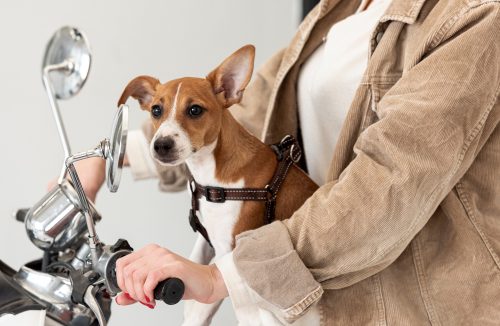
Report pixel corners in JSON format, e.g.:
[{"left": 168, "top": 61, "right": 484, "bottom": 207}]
[{"left": 83, "top": 285, "right": 107, "bottom": 326}]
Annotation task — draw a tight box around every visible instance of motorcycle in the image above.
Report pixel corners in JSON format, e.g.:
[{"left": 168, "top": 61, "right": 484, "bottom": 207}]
[{"left": 0, "top": 26, "right": 184, "bottom": 326}]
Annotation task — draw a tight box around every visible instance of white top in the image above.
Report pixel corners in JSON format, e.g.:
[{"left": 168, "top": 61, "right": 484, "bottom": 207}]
[{"left": 297, "top": 0, "right": 392, "bottom": 185}]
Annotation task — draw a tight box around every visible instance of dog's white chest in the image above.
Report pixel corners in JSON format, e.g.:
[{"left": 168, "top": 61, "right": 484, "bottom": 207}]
[
  {"left": 197, "top": 186, "right": 243, "bottom": 254},
  {"left": 186, "top": 144, "right": 244, "bottom": 255}
]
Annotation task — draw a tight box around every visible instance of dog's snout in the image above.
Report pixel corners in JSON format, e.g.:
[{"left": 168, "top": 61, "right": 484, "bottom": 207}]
[{"left": 154, "top": 137, "right": 175, "bottom": 156}]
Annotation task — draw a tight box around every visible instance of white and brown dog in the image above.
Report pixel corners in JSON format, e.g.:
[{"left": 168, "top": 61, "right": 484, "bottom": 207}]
[{"left": 118, "top": 45, "right": 318, "bottom": 325}]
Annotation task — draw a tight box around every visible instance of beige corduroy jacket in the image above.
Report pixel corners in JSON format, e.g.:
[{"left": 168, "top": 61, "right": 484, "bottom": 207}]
[{"left": 149, "top": 0, "right": 500, "bottom": 324}]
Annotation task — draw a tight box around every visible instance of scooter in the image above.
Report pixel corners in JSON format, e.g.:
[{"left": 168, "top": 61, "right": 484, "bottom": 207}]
[{"left": 0, "top": 26, "right": 184, "bottom": 326}]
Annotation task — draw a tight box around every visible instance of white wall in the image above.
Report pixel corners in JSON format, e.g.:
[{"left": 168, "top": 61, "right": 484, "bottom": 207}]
[{"left": 0, "top": 1, "right": 299, "bottom": 325}]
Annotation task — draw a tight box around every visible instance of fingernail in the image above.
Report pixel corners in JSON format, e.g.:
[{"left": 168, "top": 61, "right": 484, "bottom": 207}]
[
  {"left": 141, "top": 302, "right": 155, "bottom": 309},
  {"left": 145, "top": 296, "right": 151, "bottom": 303},
  {"left": 124, "top": 292, "right": 133, "bottom": 300}
]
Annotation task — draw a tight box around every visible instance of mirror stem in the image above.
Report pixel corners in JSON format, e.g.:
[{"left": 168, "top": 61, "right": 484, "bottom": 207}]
[
  {"left": 64, "top": 141, "right": 108, "bottom": 266},
  {"left": 43, "top": 61, "right": 74, "bottom": 183}
]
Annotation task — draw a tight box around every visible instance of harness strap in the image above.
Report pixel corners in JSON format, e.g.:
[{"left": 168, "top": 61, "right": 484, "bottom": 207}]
[{"left": 188, "top": 135, "right": 302, "bottom": 247}]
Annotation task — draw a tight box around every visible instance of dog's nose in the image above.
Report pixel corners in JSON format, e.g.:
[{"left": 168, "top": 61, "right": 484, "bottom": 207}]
[{"left": 154, "top": 137, "right": 175, "bottom": 156}]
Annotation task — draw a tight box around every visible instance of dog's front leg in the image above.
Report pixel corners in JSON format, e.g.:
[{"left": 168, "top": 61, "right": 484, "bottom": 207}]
[
  {"left": 183, "top": 299, "right": 224, "bottom": 326},
  {"left": 188, "top": 233, "right": 215, "bottom": 265},
  {"left": 183, "top": 235, "right": 222, "bottom": 326}
]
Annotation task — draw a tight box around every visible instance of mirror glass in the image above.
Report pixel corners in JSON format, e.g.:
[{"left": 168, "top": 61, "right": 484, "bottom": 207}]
[
  {"left": 42, "top": 26, "right": 91, "bottom": 99},
  {"left": 106, "top": 105, "right": 128, "bottom": 192}
]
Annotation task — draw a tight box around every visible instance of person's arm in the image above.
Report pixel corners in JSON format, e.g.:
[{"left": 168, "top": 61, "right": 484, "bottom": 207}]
[
  {"left": 46, "top": 157, "right": 105, "bottom": 202},
  {"left": 231, "top": 3, "right": 500, "bottom": 322}
]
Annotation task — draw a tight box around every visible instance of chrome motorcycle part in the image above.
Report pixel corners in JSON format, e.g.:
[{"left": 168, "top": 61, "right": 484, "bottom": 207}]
[
  {"left": 0, "top": 260, "right": 44, "bottom": 317},
  {"left": 25, "top": 179, "right": 101, "bottom": 251},
  {"left": 65, "top": 163, "right": 102, "bottom": 266},
  {"left": 95, "top": 239, "right": 133, "bottom": 295},
  {"left": 83, "top": 286, "right": 106, "bottom": 326},
  {"left": 106, "top": 104, "right": 128, "bottom": 192},
  {"left": 42, "top": 26, "right": 91, "bottom": 100},
  {"left": 41, "top": 26, "right": 92, "bottom": 183},
  {"left": 71, "top": 243, "right": 91, "bottom": 272},
  {"left": 13, "top": 265, "right": 94, "bottom": 325},
  {"left": 62, "top": 106, "right": 129, "bottom": 265}
]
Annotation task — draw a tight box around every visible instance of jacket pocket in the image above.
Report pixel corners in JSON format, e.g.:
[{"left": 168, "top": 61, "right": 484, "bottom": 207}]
[
  {"left": 363, "top": 76, "right": 402, "bottom": 131},
  {"left": 369, "top": 75, "right": 401, "bottom": 115}
]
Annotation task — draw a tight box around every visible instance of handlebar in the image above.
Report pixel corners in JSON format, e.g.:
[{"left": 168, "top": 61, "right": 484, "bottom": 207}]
[
  {"left": 153, "top": 278, "right": 185, "bottom": 305},
  {"left": 15, "top": 210, "right": 186, "bottom": 306},
  {"left": 104, "top": 242, "right": 185, "bottom": 305}
]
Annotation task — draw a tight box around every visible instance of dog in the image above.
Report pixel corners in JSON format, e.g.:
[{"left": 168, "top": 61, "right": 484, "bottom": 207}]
[{"left": 118, "top": 45, "right": 319, "bottom": 325}]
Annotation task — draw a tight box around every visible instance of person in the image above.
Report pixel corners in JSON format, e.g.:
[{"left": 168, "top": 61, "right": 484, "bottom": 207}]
[{"left": 65, "top": 0, "right": 500, "bottom": 324}]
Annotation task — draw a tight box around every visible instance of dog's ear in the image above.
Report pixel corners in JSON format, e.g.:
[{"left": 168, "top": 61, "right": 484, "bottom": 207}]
[
  {"left": 206, "top": 45, "right": 255, "bottom": 108},
  {"left": 117, "top": 75, "right": 160, "bottom": 110}
]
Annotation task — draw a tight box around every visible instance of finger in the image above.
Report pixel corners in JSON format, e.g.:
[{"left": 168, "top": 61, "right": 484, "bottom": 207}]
[
  {"left": 143, "top": 262, "right": 183, "bottom": 303},
  {"left": 136, "top": 247, "right": 173, "bottom": 305},
  {"left": 115, "top": 292, "right": 137, "bottom": 306},
  {"left": 116, "top": 245, "right": 170, "bottom": 298},
  {"left": 123, "top": 262, "right": 140, "bottom": 300},
  {"left": 115, "top": 256, "right": 130, "bottom": 292},
  {"left": 115, "top": 247, "right": 152, "bottom": 292},
  {"left": 122, "top": 254, "right": 157, "bottom": 301},
  {"left": 132, "top": 264, "right": 150, "bottom": 304}
]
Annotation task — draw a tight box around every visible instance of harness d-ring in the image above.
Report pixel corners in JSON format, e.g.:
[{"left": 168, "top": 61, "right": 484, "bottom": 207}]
[{"left": 290, "top": 144, "right": 301, "bottom": 163}]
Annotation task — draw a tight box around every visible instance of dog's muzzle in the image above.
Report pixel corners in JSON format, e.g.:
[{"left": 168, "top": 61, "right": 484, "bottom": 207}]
[{"left": 153, "top": 136, "right": 178, "bottom": 163}]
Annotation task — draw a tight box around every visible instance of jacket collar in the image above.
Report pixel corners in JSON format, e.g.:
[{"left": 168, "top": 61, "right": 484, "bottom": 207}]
[
  {"left": 380, "top": 0, "right": 428, "bottom": 24},
  {"left": 319, "top": 0, "right": 428, "bottom": 25}
]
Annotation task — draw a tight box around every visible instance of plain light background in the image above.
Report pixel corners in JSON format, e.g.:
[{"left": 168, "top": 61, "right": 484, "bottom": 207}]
[{"left": 0, "top": 1, "right": 300, "bottom": 325}]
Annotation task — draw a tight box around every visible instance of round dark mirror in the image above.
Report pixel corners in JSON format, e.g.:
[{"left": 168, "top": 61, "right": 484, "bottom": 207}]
[
  {"left": 106, "top": 105, "right": 128, "bottom": 192},
  {"left": 42, "top": 26, "right": 91, "bottom": 99}
]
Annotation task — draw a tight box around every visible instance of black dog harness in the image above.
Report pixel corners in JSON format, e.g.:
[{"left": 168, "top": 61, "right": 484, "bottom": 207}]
[{"left": 188, "top": 135, "right": 302, "bottom": 247}]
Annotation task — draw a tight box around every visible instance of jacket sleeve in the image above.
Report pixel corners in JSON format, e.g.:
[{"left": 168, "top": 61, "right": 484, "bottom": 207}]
[
  {"left": 132, "top": 48, "right": 286, "bottom": 192},
  {"left": 233, "top": 4, "right": 500, "bottom": 322}
]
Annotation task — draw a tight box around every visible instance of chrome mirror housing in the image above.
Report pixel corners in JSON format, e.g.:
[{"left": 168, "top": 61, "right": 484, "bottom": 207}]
[
  {"left": 106, "top": 104, "right": 128, "bottom": 192},
  {"left": 42, "top": 26, "right": 91, "bottom": 100}
]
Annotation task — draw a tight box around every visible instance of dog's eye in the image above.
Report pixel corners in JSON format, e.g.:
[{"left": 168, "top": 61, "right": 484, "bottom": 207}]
[
  {"left": 187, "top": 105, "right": 204, "bottom": 118},
  {"left": 151, "top": 105, "right": 163, "bottom": 119}
]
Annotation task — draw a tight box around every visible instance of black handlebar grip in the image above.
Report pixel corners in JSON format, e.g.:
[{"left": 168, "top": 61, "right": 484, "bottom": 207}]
[{"left": 153, "top": 278, "right": 184, "bottom": 305}]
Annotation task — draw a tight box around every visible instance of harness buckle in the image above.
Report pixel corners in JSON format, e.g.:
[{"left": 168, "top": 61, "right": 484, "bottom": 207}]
[
  {"left": 204, "top": 186, "right": 226, "bottom": 203},
  {"left": 264, "top": 184, "right": 277, "bottom": 201},
  {"left": 279, "top": 135, "right": 293, "bottom": 145}
]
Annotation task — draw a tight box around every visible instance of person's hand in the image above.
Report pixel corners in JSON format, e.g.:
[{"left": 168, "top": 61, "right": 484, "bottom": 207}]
[
  {"left": 47, "top": 157, "right": 106, "bottom": 202},
  {"left": 114, "top": 244, "right": 228, "bottom": 308}
]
